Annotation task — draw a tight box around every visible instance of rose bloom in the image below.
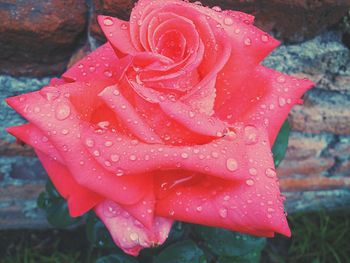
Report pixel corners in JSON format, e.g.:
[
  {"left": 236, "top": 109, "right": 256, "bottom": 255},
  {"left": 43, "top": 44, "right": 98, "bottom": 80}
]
[{"left": 6, "top": 0, "right": 313, "bottom": 256}]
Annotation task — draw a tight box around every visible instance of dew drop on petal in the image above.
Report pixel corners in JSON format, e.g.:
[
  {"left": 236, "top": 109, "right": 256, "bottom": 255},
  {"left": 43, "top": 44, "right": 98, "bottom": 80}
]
[
  {"left": 120, "top": 23, "right": 128, "bottom": 30},
  {"left": 116, "top": 169, "right": 124, "bottom": 176},
  {"left": 249, "top": 168, "right": 258, "bottom": 176},
  {"left": 212, "top": 6, "right": 222, "bottom": 12},
  {"left": 261, "top": 34, "right": 269, "bottom": 42},
  {"left": 130, "top": 232, "right": 139, "bottom": 241},
  {"left": 129, "top": 155, "right": 137, "bottom": 161},
  {"left": 103, "top": 17, "right": 114, "bottom": 26},
  {"left": 279, "top": 97, "right": 286, "bottom": 107},
  {"left": 104, "top": 141, "right": 113, "bottom": 147},
  {"left": 265, "top": 168, "right": 276, "bottom": 178},
  {"left": 85, "top": 138, "right": 94, "bottom": 148},
  {"left": 181, "top": 152, "right": 189, "bottom": 159},
  {"left": 93, "top": 150, "right": 100, "bottom": 157},
  {"left": 244, "top": 37, "right": 252, "bottom": 46},
  {"left": 244, "top": 125, "right": 259, "bottom": 145},
  {"left": 224, "top": 17, "right": 234, "bottom": 26},
  {"left": 196, "top": 206, "right": 203, "bottom": 212},
  {"left": 61, "top": 129, "right": 69, "bottom": 135},
  {"left": 219, "top": 208, "right": 228, "bottom": 218},
  {"left": 246, "top": 179, "right": 255, "bottom": 186},
  {"left": 55, "top": 103, "right": 71, "bottom": 120},
  {"left": 111, "top": 154, "right": 120, "bottom": 162},
  {"left": 226, "top": 158, "right": 238, "bottom": 172}
]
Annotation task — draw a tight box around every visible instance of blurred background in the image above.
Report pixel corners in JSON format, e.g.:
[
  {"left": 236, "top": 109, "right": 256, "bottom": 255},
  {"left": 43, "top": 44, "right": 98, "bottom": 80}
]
[{"left": 0, "top": 0, "right": 349, "bottom": 262}]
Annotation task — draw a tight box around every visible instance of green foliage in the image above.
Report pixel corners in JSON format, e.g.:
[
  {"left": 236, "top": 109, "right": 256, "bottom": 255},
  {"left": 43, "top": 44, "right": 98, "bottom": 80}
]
[
  {"left": 154, "top": 240, "right": 206, "bottom": 263},
  {"left": 272, "top": 120, "right": 290, "bottom": 167},
  {"left": 193, "top": 225, "right": 266, "bottom": 262},
  {"left": 37, "top": 181, "right": 81, "bottom": 228},
  {"left": 96, "top": 254, "right": 138, "bottom": 263}
]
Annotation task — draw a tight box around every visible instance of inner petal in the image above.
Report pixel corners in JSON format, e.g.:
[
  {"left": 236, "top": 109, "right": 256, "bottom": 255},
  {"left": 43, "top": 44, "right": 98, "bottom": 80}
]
[{"left": 156, "top": 30, "right": 187, "bottom": 62}]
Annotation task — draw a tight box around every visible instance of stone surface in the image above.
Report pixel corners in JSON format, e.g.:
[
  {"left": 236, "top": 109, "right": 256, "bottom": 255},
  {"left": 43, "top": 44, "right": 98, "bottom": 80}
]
[
  {"left": 0, "top": 0, "right": 88, "bottom": 77},
  {"left": 90, "top": 0, "right": 350, "bottom": 43}
]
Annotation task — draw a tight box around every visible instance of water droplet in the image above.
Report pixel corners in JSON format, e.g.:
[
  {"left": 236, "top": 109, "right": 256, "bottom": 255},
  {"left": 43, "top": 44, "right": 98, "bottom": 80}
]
[
  {"left": 223, "top": 195, "right": 230, "bottom": 201},
  {"left": 130, "top": 232, "right": 139, "bottom": 241},
  {"left": 219, "top": 208, "right": 228, "bottom": 218},
  {"left": 120, "top": 23, "right": 128, "bottom": 30},
  {"left": 244, "top": 126, "right": 259, "bottom": 145},
  {"left": 105, "top": 161, "right": 111, "bottom": 167},
  {"left": 277, "top": 75, "right": 286, "bottom": 83},
  {"left": 113, "top": 90, "right": 120, "bottom": 96},
  {"left": 111, "top": 154, "right": 120, "bottom": 162},
  {"left": 211, "top": 152, "right": 219, "bottom": 158},
  {"left": 224, "top": 17, "right": 234, "bottom": 26},
  {"left": 268, "top": 208, "right": 275, "bottom": 213},
  {"left": 244, "top": 38, "right": 252, "bottom": 46},
  {"left": 41, "top": 136, "right": 49, "bottom": 142},
  {"left": 130, "top": 155, "right": 137, "bottom": 161},
  {"left": 265, "top": 168, "right": 276, "bottom": 178},
  {"left": 181, "top": 152, "right": 189, "bottom": 159},
  {"left": 246, "top": 179, "right": 255, "bottom": 186},
  {"left": 85, "top": 138, "right": 94, "bottom": 148},
  {"left": 169, "top": 209, "right": 175, "bottom": 216},
  {"left": 196, "top": 206, "right": 203, "bottom": 212},
  {"left": 93, "top": 150, "right": 100, "bottom": 157},
  {"left": 188, "top": 111, "right": 195, "bottom": 118},
  {"left": 40, "top": 87, "right": 61, "bottom": 101},
  {"left": 89, "top": 66, "right": 96, "bottom": 72},
  {"left": 104, "top": 70, "right": 113, "bottom": 78},
  {"left": 61, "top": 129, "right": 69, "bottom": 135},
  {"left": 104, "top": 141, "right": 113, "bottom": 147},
  {"left": 261, "top": 34, "right": 269, "bottom": 42},
  {"left": 226, "top": 158, "right": 238, "bottom": 172},
  {"left": 55, "top": 103, "right": 71, "bottom": 120},
  {"left": 103, "top": 17, "right": 114, "bottom": 26},
  {"left": 212, "top": 6, "right": 222, "bottom": 12},
  {"left": 33, "top": 106, "right": 40, "bottom": 113},
  {"left": 279, "top": 97, "right": 286, "bottom": 107},
  {"left": 249, "top": 168, "right": 258, "bottom": 176},
  {"left": 116, "top": 169, "right": 124, "bottom": 176}
]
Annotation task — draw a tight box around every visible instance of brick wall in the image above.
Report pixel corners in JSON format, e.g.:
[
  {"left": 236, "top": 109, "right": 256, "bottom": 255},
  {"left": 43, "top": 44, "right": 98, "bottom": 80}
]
[{"left": 0, "top": 0, "right": 349, "bottom": 229}]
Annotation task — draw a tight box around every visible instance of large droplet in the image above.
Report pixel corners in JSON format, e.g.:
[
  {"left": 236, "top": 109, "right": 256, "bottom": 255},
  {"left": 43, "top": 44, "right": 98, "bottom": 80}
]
[
  {"left": 244, "top": 126, "right": 259, "bottom": 145},
  {"left": 226, "top": 158, "right": 238, "bottom": 172},
  {"left": 55, "top": 103, "right": 71, "bottom": 120},
  {"left": 103, "top": 17, "right": 114, "bottom": 26},
  {"left": 40, "top": 87, "right": 60, "bottom": 101}
]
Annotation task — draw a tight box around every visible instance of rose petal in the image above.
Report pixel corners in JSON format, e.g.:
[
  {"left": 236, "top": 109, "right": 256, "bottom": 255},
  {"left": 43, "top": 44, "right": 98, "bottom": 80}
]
[
  {"left": 36, "top": 150, "right": 103, "bottom": 217},
  {"left": 95, "top": 199, "right": 173, "bottom": 256},
  {"left": 97, "top": 16, "right": 138, "bottom": 54},
  {"left": 6, "top": 92, "right": 148, "bottom": 205}
]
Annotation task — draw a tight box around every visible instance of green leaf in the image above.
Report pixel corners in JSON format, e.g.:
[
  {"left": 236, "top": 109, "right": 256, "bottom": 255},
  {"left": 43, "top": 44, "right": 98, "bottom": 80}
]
[
  {"left": 154, "top": 240, "right": 206, "bottom": 263},
  {"left": 272, "top": 120, "right": 290, "bottom": 167},
  {"left": 37, "top": 180, "right": 81, "bottom": 228},
  {"left": 193, "top": 225, "right": 266, "bottom": 258},
  {"left": 218, "top": 249, "right": 262, "bottom": 263},
  {"left": 96, "top": 254, "right": 138, "bottom": 263},
  {"left": 86, "top": 212, "right": 115, "bottom": 248}
]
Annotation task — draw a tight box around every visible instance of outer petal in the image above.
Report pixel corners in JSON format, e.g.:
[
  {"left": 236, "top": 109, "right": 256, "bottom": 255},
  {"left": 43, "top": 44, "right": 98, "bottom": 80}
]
[
  {"left": 36, "top": 150, "right": 103, "bottom": 217},
  {"left": 95, "top": 199, "right": 173, "bottom": 256},
  {"left": 6, "top": 91, "right": 148, "bottom": 205},
  {"left": 155, "top": 146, "right": 290, "bottom": 237},
  {"left": 217, "top": 66, "right": 314, "bottom": 143}
]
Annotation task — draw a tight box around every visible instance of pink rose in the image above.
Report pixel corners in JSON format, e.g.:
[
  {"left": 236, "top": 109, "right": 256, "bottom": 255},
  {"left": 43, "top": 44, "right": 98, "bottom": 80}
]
[{"left": 6, "top": 0, "right": 313, "bottom": 256}]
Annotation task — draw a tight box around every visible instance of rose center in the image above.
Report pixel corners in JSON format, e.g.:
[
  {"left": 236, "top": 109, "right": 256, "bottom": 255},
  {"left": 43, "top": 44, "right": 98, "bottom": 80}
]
[{"left": 156, "top": 30, "right": 187, "bottom": 62}]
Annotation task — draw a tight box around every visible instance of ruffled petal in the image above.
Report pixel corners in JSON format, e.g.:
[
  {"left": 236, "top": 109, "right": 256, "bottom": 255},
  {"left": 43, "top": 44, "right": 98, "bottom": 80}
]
[
  {"left": 6, "top": 91, "right": 148, "bottom": 205},
  {"left": 95, "top": 199, "right": 173, "bottom": 256}
]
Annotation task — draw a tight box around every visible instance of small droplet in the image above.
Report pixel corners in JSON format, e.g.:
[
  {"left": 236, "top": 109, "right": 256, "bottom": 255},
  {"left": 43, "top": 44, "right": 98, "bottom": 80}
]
[
  {"left": 249, "top": 168, "right": 258, "bottom": 176},
  {"left": 61, "top": 129, "right": 69, "bottom": 135},
  {"left": 104, "top": 70, "right": 113, "bottom": 78},
  {"left": 129, "top": 155, "right": 137, "bottom": 161},
  {"left": 130, "top": 232, "right": 139, "bottom": 241},
  {"left": 55, "top": 103, "right": 71, "bottom": 120},
  {"left": 268, "top": 208, "right": 275, "bottom": 213},
  {"left": 33, "top": 106, "right": 40, "bottom": 113},
  {"left": 277, "top": 75, "right": 286, "bottom": 83},
  {"left": 219, "top": 208, "right": 228, "bottom": 218},
  {"left": 111, "top": 154, "right": 120, "bottom": 162},
  {"left": 181, "top": 152, "right": 189, "bottom": 159},
  {"left": 279, "top": 97, "right": 286, "bottom": 107},
  {"left": 169, "top": 209, "right": 175, "bottom": 216},
  {"left": 244, "top": 126, "right": 259, "bottom": 145},
  {"left": 261, "top": 34, "right": 269, "bottom": 42},
  {"left": 104, "top": 141, "right": 113, "bottom": 147},
  {"left": 244, "top": 38, "right": 252, "bottom": 46},
  {"left": 265, "top": 168, "right": 276, "bottom": 178},
  {"left": 85, "top": 139, "right": 94, "bottom": 148},
  {"left": 226, "top": 158, "right": 238, "bottom": 172},
  {"left": 246, "top": 179, "right": 255, "bottom": 186},
  {"left": 103, "top": 17, "right": 114, "bottom": 26},
  {"left": 196, "top": 206, "right": 203, "bottom": 212},
  {"left": 224, "top": 17, "right": 234, "bottom": 26},
  {"left": 211, "top": 152, "right": 219, "bottom": 158},
  {"left": 116, "top": 169, "right": 124, "bottom": 176},
  {"left": 212, "top": 6, "right": 222, "bottom": 12},
  {"left": 113, "top": 90, "right": 120, "bottom": 96},
  {"left": 120, "top": 23, "right": 128, "bottom": 30},
  {"left": 93, "top": 150, "right": 100, "bottom": 157}
]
